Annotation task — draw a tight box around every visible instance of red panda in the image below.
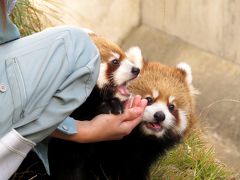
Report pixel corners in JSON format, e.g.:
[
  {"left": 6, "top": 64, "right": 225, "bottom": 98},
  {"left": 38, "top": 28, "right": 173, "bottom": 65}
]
[
  {"left": 48, "top": 46, "right": 197, "bottom": 180},
  {"left": 91, "top": 34, "right": 140, "bottom": 97},
  {"left": 127, "top": 47, "right": 197, "bottom": 140},
  {"left": 70, "top": 32, "right": 140, "bottom": 118}
]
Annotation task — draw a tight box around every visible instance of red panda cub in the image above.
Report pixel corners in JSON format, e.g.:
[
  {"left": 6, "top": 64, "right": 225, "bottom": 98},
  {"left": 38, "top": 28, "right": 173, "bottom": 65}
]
[
  {"left": 70, "top": 32, "right": 140, "bottom": 118},
  {"left": 96, "top": 46, "right": 196, "bottom": 180},
  {"left": 127, "top": 47, "right": 197, "bottom": 139},
  {"left": 123, "top": 47, "right": 197, "bottom": 179}
]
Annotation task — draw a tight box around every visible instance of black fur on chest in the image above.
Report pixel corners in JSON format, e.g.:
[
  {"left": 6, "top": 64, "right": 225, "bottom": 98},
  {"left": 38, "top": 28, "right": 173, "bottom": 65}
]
[
  {"left": 70, "top": 86, "right": 116, "bottom": 120},
  {"left": 48, "top": 85, "right": 181, "bottom": 180},
  {"left": 49, "top": 124, "right": 181, "bottom": 180}
]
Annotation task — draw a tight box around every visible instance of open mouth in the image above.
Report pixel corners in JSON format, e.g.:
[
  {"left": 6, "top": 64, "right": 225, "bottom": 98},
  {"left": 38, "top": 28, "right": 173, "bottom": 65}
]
[
  {"left": 117, "top": 82, "right": 130, "bottom": 97},
  {"left": 117, "top": 74, "right": 139, "bottom": 97},
  {"left": 144, "top": 122, "right": 163, "bottom": 132}
]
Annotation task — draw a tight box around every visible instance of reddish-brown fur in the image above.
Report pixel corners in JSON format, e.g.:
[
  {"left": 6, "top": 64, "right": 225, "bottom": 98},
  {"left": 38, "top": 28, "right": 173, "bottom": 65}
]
[
  {"left": 90, "top": 35, "right": 126, "bottom": 63},
  {"left": 89, "top": 34, "right": 130, "bottom": 87},
  {"left": 128, "top": 61, "right": 196, "bottom": 136}
]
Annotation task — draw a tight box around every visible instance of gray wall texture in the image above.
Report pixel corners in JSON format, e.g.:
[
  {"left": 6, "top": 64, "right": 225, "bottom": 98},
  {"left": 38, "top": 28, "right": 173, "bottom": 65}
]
[
  {"left": 44, "top": 0, "right": 240, "bottom": 65},
  {"left": 142, "top": 0, "right": 240, "bottom": 64}
]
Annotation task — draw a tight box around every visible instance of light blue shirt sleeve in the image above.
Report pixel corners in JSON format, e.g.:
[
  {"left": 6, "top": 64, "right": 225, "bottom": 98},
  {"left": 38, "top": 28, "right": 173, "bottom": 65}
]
[{"left": 57, "top": 117, "right": 78, "bottom": 135}]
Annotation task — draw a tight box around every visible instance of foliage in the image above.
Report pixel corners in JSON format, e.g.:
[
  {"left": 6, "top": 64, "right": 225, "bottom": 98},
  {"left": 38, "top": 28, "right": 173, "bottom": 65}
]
[
  {"left": 11, "top": 130, "right": 235, "bottom": 180},
  {"left": 151, "top": 129, "right": 234, "bottom": 180},
  {"left": 11, "top": 0, "right": 62, "bottom": 37},
  {"left": 11, "top": 0, "right": 43, "bottom": 36}
]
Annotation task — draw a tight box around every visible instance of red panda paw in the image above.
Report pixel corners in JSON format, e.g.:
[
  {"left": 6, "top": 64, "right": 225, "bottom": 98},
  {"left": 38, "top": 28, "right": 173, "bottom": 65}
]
[{"left": 98, "top": 98, "right": 124, "bottom": 115}]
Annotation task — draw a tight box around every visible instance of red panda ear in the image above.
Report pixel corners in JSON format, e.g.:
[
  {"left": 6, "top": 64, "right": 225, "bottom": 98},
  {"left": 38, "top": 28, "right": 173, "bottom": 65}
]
[
  {"left": 177, "top": 62, "right": 200, "bottom": 95},
  {"left": 176, "top": 62, "right": 192, "bottom": 85},
  {"left": 126, "top": 46, "right": 143, "bottom": 69}
]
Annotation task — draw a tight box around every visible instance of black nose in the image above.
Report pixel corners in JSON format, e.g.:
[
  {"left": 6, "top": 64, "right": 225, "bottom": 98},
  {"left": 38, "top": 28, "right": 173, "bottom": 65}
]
[
  {"left": 131, "top": 67, "right": 140, "bottom": 76},
  {"left": 154, "top": 111, "right": 165, "bottom": 122}
]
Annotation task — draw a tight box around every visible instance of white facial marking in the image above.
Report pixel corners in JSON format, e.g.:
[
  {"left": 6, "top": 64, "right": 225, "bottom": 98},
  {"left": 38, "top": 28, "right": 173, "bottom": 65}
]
[
  {"left": 143, "top": 102, "right": 175, "bottom": 127},
  {"left": 169, "top": 96, "right": 176, "bottom": 103},
  {"left": 142, "top": 102, "right": 176, "bottom": 137},
  {"left": 109, "top": 52, "right": 120, "bottom": 61},
  {"left": 152, "top": 89, "right": 159, "bottom": 99},
  {"left": 177, "top": 110, "right": 188, "bottom": 134},
  {"left": 97, "top": 63, "right": 108, "bottom": 88},
  {"left": 114, "top": 58, "right": 135, "bottom": 85}
]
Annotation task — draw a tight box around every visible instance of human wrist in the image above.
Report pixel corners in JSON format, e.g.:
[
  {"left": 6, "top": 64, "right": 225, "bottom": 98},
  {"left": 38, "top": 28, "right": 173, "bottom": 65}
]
[
  {"left": 74, "top": 120, "right": 95, "bottom": 143},
  {"left": 52, "top": 120, "right": 94, "bottom": 143}
]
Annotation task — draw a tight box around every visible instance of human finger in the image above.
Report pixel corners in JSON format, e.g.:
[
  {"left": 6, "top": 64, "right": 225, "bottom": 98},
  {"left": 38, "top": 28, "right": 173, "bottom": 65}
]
[
  {"left": 120, "top": 99, "right": 147, "bottom": 128},
  {"left": 138, "top": 98, "right": 148, "bottom": 109},
  {"left": 131, "top": 95, "right": 142, "bottom": 108},
  {"left": 124, "top": 98, "right": 131, "bottom": 109},
  {"left": 125, "top": 94, "right": 134, "bottom": 109},
  {"left": 122, "top": 98, "right": 147, "bottom": 120},
  {"left": 125, "top": 95, "right": 142, "bottom": 109}
]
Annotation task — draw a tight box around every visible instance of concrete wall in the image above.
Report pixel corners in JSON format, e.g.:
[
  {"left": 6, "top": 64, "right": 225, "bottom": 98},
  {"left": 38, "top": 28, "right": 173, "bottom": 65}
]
[
  {"left": 40, "top": 0, "right": 240, "bottom": 63},
  {"left": 142, "top": 0, "right": 240, "bottom": 64},
  {"left": 40, "top": 0, "right": 140, "bottom": 43}
]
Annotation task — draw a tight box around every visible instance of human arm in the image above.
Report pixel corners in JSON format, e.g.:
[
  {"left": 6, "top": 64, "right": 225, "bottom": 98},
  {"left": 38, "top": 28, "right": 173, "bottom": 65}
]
[{"left": 51, "top": 95, "right": 147, "bottom": 143}]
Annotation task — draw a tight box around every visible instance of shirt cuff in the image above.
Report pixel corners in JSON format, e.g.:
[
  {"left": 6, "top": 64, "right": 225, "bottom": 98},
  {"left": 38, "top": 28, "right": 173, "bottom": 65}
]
[{"left": 57, "top": 117, "right": 77, "bottom": 135}]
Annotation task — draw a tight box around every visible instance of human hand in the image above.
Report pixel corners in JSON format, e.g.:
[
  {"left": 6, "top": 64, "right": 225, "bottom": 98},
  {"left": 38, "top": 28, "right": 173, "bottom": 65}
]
[
  {"left": 52, "top": 95, "right": 147, "bottom": 143},
  {"left": 85, "top": 95, "right": 147, "bottom": 142}
]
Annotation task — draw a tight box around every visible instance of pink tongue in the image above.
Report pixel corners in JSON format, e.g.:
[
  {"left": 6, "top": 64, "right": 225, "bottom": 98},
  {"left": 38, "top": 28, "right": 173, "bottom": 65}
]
[
  {"left": 118, "top": 85, "right": 130, "bottom": 96},
  {"left": 147, "top": 123, "right": 161, "bottom": 131}
]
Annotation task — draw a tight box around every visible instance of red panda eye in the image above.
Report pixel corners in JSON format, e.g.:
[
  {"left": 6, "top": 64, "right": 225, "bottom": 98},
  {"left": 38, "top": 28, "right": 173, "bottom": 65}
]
[
  {"left": 168, "top": 104, "right": 175, "bottom": 112},
  {"left": 145, "top": 97, "right": 153, "bottom": 105},
  {"left": 111, "top": 59, "right": 120, "bottom": 66}
]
